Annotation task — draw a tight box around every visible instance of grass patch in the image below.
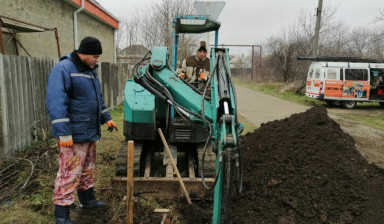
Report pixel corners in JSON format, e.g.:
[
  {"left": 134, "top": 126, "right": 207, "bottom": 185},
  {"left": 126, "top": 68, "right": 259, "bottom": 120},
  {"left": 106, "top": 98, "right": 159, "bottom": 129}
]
[
  {"left": 0, "top": 141, "right": 57, "bottom": 223},
  {"left": 238, "top": 114, "right": 257, "bottom": 134},
  {"left": 94, "top": 104, "right": 128, "bottom": 223},
  {"left": 96, "top": 104, "right": 125, "bottom": 185},
  {"left": 347, "top": 114, "right": 384, "bottom": 131},
  {"left": 0, "top": 202, "right": 52, "bottom": 224}
]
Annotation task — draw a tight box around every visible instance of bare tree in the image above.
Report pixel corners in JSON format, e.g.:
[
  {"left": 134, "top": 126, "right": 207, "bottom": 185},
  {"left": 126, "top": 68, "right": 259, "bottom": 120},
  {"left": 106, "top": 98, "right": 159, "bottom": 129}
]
[
  {"left": 116, "top": 16, "right": 141, "bottom": 50},
  {"left": 347, "top": 27, "right": 370, "bottom": 57},
  {"left": 367, "top": 29, "right": 384, "bottom": 59},
  {"left": 321, "top": 21, "right": 350, "bottom": 56},
  {"left": 117, "top": 0, "right": 196, "bottom": 50},
  {"left": 262, "top": 4, "right": 339, "bottom": 90},
  {"left": 374, "top": 8, "right": 384, "bottom": 23}
]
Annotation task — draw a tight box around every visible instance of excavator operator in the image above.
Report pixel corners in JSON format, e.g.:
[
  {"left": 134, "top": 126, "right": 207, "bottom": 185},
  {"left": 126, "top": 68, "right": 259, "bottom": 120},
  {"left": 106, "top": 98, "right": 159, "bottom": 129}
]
[{"left": 179, "top": 41, "right": 210, "bottom": 90}]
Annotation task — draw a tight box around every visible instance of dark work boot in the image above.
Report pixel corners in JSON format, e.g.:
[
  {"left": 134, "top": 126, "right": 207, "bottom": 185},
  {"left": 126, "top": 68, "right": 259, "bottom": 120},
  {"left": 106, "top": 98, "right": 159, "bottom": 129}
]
[
  {"left": 54, "top": 204, "right": 73, "bottom": 224},
  {"left": 78, "top": 187, "right": 108, "bottom": 209}
]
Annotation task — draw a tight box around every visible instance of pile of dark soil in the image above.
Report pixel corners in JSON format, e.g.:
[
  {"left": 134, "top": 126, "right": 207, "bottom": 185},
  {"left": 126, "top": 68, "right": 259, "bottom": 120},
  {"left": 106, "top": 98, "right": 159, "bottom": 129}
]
[{"left": 232, "top": 105, "right": 384, "bottom": 224}]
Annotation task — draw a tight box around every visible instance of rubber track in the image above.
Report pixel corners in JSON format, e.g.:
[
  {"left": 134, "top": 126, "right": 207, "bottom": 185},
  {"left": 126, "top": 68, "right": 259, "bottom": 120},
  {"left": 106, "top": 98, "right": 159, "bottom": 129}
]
[
  {"left": 115, "top": 140, "right": 143, "bottom": 177},
  {"left": 197, "top": 144, "right": 216, "bottom": 178}
]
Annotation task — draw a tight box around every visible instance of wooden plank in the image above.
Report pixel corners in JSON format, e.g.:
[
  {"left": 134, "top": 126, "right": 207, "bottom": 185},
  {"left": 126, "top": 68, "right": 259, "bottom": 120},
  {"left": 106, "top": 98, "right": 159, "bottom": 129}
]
[
  {"left": 127, "top": 141, "right": 134, "bottom": 224},
  {"left": 154, "top": 208, "right": 170, "bottom": 213},
  {"left": 36, "top": 58, "right": 44, "bottom": 135},
  {"left": 41, "top": 58, "right": 53, "bottom": 134},
  {"left": 24, "top": 57, "right": 34, "bottom": 144},
  {"left": 112, "top": 177, "right": 214, "bottom": 199},
  {"left": 112, "top": 63, "right": 118, "bottom": 107},
  {"left": 13, "top": 56, "right": 21, "bottom": 148},
  {"left": 4, "top": 56, "right": 16, "bottom": 155},
  {"left": 19, "top": 56, "right": 28, "bottom": 146},
  {"left": 0, "top": 54, "right": 6, "bottom": 154},
  {"left": 27, "top": 57, "right": 38, "bottom": 140}
]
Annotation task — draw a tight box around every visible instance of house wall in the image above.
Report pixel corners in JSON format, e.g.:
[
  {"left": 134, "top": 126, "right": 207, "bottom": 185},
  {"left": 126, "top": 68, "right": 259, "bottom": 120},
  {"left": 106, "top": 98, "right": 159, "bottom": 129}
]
[{"left": 0, "top": 0, "right": 116, "bottom": 62}]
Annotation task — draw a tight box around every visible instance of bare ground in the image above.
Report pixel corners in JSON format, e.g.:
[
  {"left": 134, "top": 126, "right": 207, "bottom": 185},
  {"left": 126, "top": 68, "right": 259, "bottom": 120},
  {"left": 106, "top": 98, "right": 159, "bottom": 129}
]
[{"left": 328, "top": 108, "right": 384, "bottom": 169}]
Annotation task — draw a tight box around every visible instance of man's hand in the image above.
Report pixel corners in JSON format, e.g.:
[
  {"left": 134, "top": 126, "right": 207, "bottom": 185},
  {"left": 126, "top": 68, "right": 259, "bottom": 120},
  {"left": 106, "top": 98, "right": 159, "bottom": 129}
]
[
  {"left": 106, "top": 120, "right": 118, "bottom": 132},
  {"left": 59, "top": 135, "right": 73, "bottom": 147},
  {"left": 199, "top": 72, "right": 207, "bottom": 81},
  {"left": 179, "top": 72, "right": 186, "bottom": 79}
]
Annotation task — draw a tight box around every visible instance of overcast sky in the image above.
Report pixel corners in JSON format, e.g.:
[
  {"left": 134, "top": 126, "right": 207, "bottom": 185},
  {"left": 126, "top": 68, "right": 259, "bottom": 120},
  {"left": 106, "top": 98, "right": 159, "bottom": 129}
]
[{"left": 96, "top": 0, "right": 383, "bottom": 53}]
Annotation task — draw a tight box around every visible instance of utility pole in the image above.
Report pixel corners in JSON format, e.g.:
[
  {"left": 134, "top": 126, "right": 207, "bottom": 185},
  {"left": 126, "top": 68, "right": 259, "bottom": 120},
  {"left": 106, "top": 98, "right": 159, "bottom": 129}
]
[{"left": 313, "top": 0, "right": 323, "bottom": 57}]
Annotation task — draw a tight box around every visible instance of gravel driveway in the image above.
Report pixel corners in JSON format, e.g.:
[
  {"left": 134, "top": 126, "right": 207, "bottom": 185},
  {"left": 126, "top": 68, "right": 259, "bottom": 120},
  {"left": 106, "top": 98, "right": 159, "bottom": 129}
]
[{"left": 235, "top": 85, "right": 309, "bottom": 127}]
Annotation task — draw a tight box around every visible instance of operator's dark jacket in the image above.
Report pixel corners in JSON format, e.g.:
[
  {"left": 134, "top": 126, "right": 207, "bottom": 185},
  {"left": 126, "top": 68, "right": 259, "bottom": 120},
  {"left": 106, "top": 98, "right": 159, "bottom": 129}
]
[
  {"left": 181, "top": 55, "right": 210, "bottom": 83},
  {"left": 46, "top": 51, "right": 111, "bottom": 142}
]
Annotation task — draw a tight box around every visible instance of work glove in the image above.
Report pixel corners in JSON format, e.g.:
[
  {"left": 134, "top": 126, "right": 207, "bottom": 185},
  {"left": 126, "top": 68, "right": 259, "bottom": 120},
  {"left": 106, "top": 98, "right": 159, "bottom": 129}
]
[
  {"left": 199, "top": 72, "right": 208, "bottom": 81},
  {"left": 179, "top": 72, "right": 186, "bottom": 80},
  {"left": 59, "top": 135, "right": 73, "bottom": 147},
  {"left": 106, "top": 120, "right": 118, "bottom": 132}
]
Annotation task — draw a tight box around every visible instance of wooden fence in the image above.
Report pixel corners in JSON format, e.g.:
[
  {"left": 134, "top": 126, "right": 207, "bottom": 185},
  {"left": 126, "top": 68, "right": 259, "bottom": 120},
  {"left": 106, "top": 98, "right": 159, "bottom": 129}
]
[{"left": 0, "top": 54, "right": 132, "bottom": 157}]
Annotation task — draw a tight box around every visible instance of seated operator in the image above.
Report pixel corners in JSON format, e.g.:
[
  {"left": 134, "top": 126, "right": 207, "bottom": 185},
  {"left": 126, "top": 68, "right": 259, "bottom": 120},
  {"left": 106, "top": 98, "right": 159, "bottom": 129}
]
[
  {"left": 371, "top": 70, "right": 384, "bottom": 94},
  {"left": 179, "top": 41, "right": 210, "bottom": 90}
]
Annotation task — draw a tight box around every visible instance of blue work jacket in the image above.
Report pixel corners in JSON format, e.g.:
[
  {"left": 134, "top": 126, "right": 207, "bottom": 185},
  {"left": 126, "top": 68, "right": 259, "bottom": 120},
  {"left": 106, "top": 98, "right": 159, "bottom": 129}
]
[{"left": 46, "top": 51, "right": 111, "bottom": 142}]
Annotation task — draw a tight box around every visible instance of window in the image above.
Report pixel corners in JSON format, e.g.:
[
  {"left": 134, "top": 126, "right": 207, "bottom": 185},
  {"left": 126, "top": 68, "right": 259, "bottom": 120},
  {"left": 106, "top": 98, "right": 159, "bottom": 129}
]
[
  {"left": 315, "top": 68, "right": 320, "bottom": 79},
  {"left": 308, "top": 69, "right": 313, "bottom": 78},
  {"left": 327, "top": 69, "right": 337, "bottom": 80},
  {"left": 340, "top": 69, "right": 344, "bottom": 80},
  {"left": 345, "top": 69, "right": 368, "bottom": 81}
]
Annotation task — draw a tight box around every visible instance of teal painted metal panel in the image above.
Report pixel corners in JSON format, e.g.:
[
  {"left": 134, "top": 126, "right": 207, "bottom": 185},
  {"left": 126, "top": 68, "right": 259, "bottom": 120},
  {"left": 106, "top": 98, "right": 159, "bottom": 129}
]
[{"left": 124, "top": 80, "right": 155, "bottom": 123}]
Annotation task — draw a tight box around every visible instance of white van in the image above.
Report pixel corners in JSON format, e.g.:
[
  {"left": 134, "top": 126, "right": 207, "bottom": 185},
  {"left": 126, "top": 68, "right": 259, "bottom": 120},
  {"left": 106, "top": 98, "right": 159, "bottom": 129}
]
[{"left": 298, "top": 57, "right": 384, "bottom": 109}]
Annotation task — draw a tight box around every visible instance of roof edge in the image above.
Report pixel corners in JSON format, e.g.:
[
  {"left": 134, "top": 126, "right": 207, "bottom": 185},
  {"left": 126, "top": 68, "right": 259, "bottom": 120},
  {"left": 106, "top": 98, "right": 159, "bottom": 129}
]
[{"left": 65, "top": 0, "right": 119, "bottom": 29}]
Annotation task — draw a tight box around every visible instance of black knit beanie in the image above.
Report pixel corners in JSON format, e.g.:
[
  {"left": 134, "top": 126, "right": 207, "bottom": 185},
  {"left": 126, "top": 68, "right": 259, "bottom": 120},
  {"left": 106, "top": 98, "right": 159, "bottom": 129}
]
[
  {"left": 78, "top": 36, "right": 102, "bottom": 55},
  {"left": 198, "top": 41, "right": 207, "bottom": 52}
]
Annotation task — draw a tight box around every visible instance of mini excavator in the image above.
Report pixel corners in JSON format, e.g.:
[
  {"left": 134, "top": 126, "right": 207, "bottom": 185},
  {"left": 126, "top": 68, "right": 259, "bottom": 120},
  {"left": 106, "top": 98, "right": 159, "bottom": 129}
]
[{"left": 113, "top": 15, "right": 243, "bottom": 223}]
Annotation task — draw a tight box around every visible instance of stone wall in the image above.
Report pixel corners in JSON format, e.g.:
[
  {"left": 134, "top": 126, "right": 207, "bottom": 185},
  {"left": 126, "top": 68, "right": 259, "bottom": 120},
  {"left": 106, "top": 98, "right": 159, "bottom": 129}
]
[{"left": 0, "top": 0, "right": 116, "bottom": 62}]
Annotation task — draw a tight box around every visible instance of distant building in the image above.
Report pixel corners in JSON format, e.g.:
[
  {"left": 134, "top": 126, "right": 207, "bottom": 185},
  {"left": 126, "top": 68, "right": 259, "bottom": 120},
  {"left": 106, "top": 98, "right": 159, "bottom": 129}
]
[
  {"left": 0, "top": 0, "right": 119, "bottom": 62},
  {"left": 230, "top": 54, "right": 252, "bottom": 69},
  {"left": 117, "top": 44, "right": 149, "bottom": 64}
]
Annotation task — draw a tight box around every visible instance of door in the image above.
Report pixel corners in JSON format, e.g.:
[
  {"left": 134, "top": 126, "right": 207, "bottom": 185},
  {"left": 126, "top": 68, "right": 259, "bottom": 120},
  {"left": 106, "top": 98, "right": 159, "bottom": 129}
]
[
  {"left": 306, "top": 66, "right": 322, "bottom": 98},
  {"left": 343, "top": 68, "right": 369, "bottom": 99},
  {"left": 324, "top": 68, "right": 343, "bottom": 99}
]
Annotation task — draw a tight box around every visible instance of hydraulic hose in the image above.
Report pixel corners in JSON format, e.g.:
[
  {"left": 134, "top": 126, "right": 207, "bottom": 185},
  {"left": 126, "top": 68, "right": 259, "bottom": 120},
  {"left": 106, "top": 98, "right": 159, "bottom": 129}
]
[
  {"left": 220, "top": 53, "right": 243, "bottom": 193},
  {"left": 200, "top": 51, "right": 222, "bottom": 190}
]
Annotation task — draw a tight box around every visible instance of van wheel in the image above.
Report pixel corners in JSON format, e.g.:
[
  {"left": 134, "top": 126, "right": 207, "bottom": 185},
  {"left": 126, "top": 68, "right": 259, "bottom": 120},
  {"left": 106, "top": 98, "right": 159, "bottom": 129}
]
[
  {"left": 325, "top": 100, "right": 341, "bottom": 107},
  {"left": 325, "top": 100, "right": 334, "bottom": 106},
  {"left": 342, "top": 101, "right": 356, "bottom": 109}
]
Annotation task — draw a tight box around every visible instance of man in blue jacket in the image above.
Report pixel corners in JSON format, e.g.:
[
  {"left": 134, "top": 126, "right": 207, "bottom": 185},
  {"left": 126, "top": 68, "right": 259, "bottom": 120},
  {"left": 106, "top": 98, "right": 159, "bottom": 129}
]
[{"left": 46, "top": 36, "right": 117, "bottom": 224}]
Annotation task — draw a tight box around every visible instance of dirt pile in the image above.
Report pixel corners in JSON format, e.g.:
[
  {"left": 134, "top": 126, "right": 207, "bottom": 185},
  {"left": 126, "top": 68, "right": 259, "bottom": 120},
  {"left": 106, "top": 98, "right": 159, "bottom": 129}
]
[{"left": 232, "top": 105, "right": 384, "bottom": 224}]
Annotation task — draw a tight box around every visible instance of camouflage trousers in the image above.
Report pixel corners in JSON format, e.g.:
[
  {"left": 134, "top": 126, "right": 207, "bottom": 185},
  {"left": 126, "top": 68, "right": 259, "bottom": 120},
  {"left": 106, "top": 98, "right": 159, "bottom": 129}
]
[{"left": 53, "top": 141, "right": 97, "bottom": 206}]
